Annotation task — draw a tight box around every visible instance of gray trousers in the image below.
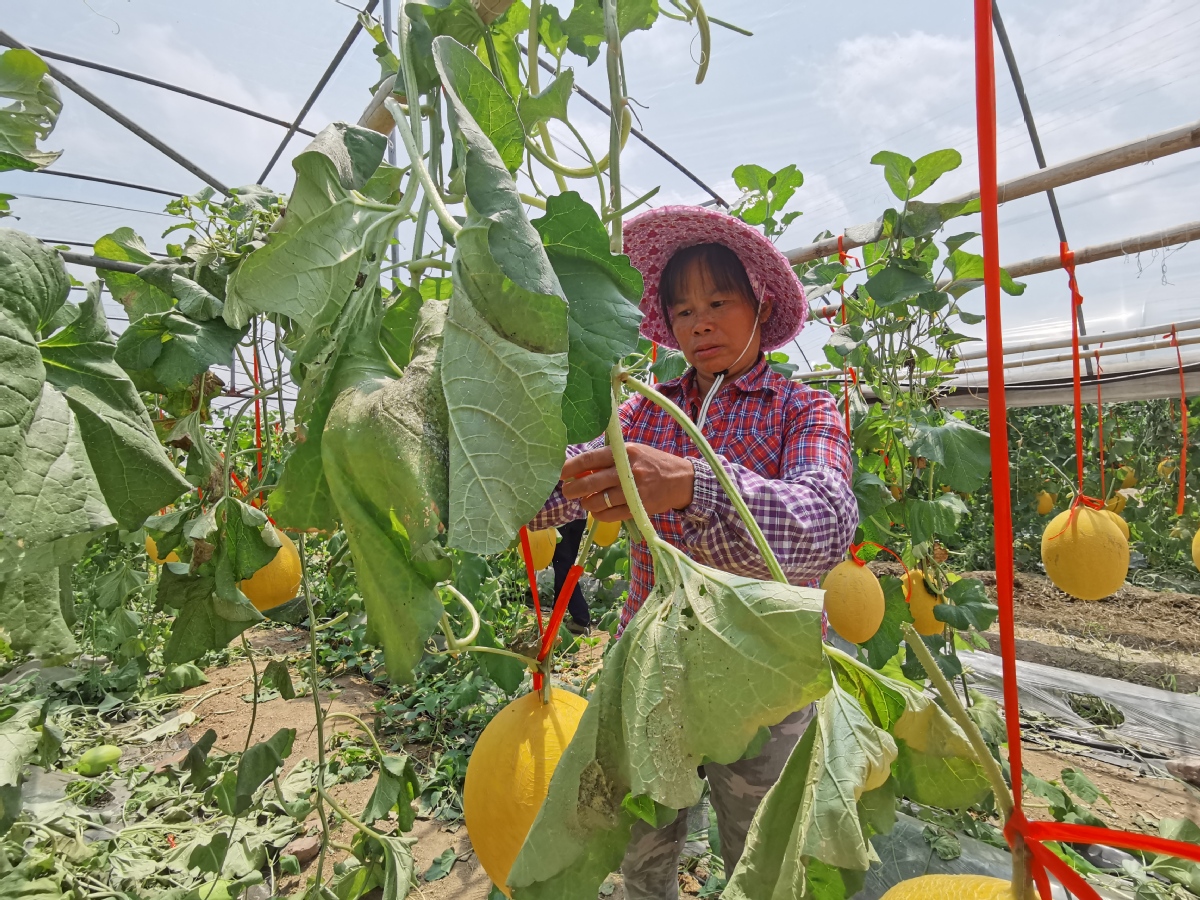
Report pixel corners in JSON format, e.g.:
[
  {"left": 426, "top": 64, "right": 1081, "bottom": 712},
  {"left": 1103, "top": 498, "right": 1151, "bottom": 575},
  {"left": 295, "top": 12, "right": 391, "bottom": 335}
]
[{"left": 620, "top": 704, "right": 815, "bottom": 899}]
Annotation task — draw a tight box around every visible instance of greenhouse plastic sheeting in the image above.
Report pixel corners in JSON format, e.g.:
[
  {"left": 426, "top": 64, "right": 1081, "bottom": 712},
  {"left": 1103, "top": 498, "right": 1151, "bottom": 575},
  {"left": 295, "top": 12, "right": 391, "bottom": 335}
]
[
  {"left": 963, "top": 650, "right": 1200, "bottom": 757},
  {"left": 859, "top": 814, "right": 1088, "bottom": 899}
]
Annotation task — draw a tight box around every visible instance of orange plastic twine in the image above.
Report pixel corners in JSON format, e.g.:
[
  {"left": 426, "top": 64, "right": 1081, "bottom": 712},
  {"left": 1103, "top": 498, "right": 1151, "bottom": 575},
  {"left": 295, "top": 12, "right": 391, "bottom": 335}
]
[
  {"left": 1094, "top": 350, "right": 1105, "bottom": 500},
  {"left": 975, "top": 2, "right": 1200, "bottom": 894},
  {"left": 847, "top": 540, "right": 912, "bottom": 602},
  {"left": 1166, "top": 325, "right": 1188, "bottom": 515}
]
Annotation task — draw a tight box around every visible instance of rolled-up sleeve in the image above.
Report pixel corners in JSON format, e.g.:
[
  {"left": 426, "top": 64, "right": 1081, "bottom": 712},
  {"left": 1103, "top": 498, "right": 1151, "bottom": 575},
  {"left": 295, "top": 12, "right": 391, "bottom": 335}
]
[{"left": 678, "top": 390, "right": 857, "bottom": 583}]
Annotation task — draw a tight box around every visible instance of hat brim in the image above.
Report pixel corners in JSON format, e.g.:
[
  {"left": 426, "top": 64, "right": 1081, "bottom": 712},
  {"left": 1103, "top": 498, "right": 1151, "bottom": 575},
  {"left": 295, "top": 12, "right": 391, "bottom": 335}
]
[{"left": 622, "top": 206, "right": 807, "bottom": 352}]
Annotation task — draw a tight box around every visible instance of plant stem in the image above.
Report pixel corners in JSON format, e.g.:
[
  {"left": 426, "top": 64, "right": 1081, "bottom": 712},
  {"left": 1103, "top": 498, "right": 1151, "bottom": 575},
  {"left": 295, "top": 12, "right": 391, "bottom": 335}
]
[
  {"left": 620, "top": 374, "right": 788, "bottom": 583},
  {"left": 438, "top": 583, "right": 481, "bottom": 650},
  {"left": 240, "top": 633, "right": 259, "bottom": 754},
  {"left": 386, "top": 98, "right": 461, "bottom": 239},
  {"left": 900, "top": 624, "right": 1013, "bottom": 823},
  {"left": 603, "top": 0, "right": 624, "bottom": 252},
  {"left": 298, "top": 534, "right": 333, "bottom": 888},
  {"left": 324, "top": 711, "right": 386, "bottom": 763},
  {"left": 604, "top": 385, "right": 663, "bottom": 561}
]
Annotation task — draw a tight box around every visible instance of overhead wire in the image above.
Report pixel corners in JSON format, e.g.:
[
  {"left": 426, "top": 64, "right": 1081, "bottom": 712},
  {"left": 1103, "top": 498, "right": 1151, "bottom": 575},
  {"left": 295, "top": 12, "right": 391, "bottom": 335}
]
[
  {"left": 33, "top": 169, "right": 183, "bottom": 197},
  {"left": 14, "top": 193, "right": 181, "bottom": 217}
]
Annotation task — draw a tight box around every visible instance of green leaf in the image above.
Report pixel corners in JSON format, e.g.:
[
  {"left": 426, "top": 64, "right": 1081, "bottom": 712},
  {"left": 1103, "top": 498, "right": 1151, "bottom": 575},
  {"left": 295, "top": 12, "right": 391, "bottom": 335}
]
[
  {"left": 423, "top": 847, "right": 457, "bottom": 881},
  {"left": 862, "top": 262, "right": 930, "bottom": 307},
  {"left": 935, "top": 577, "right": 998, "bottom": 631},
  {"left": 36, "top": 283, "right": 189, "bottom": 527},
  {"left": 380, "top": 287, "right": 425, "bottom": 370},
  {"left": 0, "top": 49, "right": 62, "bottom": 172},
  {"left": 94, "top": 228, "right": 174, "bottom": 320},
  {"left": 381, "top": 833, "right": 418, "bottom": 899},
  {"left": 261, "top": 659, "right": 295, "bottom": 701},
  {"left": 944, "top": 248, "right": 1025, "bottom": 298},
  {"left": 433, "top": 37, "right": 525, "bottom": 173},
  {"left": 909, "top": 149, "right": 961, "bottom": 198},
  {"left": 537, "top": 3, "right": 569, "bottom": 59},
  {"left": 0, "top": 567, "right": 78, "bottom": 660},
  {"left": 218, "top": 728, "right": 295, "bottom": 817},
  {"left": 182, "top": 728, "right": 218, "bottom": 788},
  {"left": 159, "top": 662, "right": 209, "bottom": 693},
  {"left": 533, "top": 192, "right": 643, "bottom": 443},
  {"left": 870, "top": 151, "right": 915, "bottom": 202},
  {"left": 852, "top": 468, "right": 892, "bottom": 521},
  {"left": 891, "top": 693, "right": 990, "bottom": 809},
  {"left": 189, "top": 832, "right": 230, "bottom": 874},
  {"left": 909, "top": 417, "right": 991, "bottom": 493},
  {"left": 223, "top": 123, "right": 392, "bottom": 331},
  {"left": 904, "top": 493, "right": 967, "bottom": 545},
  {"left": 321, "top": 301, "right": 453, "bottom": 682},
  {"left": 220, "top": 497, "right": 280, "bottom": 581},
  {"left": 114, "top": 309, "right": 244, "bottom": 394},
  {"left": 561, "top": 0, "right": 658, "bottom": 64},
  {"left": 161, "top": 567, "right": 261, "bottom": 665},
  {"left": 433, "top": 36, "right": 569, "bottom": 555},
  {"left": 135, "top": 259, "right": 225, "bottom": 320},
  {"left": 405, "top": 0, "right": 488, "bottom": 93},
  {"left": 519, "top": 69, "right": 575, "bottom": 129},
  {"left": 650, "top": 348, "right": 688, "bottom": 382},
  {"left": 1151, "top": 818, "right": 1200, "bottom": 893},
  {"left": 724, "top": 681, "right": 897, "bottom": 898},
  {"left": 509, "top": 543, "right": 830, "bottom": 897},
  {"left": 361, "top": 754, "right": 421, "bottom": 829},
  {"left": 1061, "top": 768, "right": 1108, "bottom": 806},
  {"left": 476, "top": 621, "right": 525, "bottom": 694},
  {"left": 0, "top": 702, "right": 41, "bottom": 833}
]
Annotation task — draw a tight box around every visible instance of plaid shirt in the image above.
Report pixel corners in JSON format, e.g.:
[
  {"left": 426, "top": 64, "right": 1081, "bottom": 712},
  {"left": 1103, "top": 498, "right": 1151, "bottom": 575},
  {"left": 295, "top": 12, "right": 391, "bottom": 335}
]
[{"left": 531, "top": 356, "right": 857, "bottom": 634}]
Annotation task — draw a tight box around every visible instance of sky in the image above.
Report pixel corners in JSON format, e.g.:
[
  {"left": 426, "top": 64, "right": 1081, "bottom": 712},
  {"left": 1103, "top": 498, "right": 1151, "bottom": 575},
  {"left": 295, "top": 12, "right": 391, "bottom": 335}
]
[{"left": 4, "top": 0, "right": 1199, "bottom": 396}]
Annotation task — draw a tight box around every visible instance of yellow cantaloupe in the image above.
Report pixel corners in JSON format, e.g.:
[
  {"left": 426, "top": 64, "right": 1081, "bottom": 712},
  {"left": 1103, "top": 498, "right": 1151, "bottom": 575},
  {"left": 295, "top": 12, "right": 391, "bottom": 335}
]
[
  {"left": 904, "top": 570, "right": 944, "bottom": 636},
  {"left": 880, "top": 874, "right": 1014, "bottom": 900},
  {"left": 1041, "top": 507, "right": 1128, "bottom": 601},
  {"left": 464, "top": 689, "right": 587, "bottom": 896},
  {"left": 821, "top": 560, "right": 886, "bottom": 645},
  {"left": 239, "top": 529, "right": 302, "bottom": 612}
]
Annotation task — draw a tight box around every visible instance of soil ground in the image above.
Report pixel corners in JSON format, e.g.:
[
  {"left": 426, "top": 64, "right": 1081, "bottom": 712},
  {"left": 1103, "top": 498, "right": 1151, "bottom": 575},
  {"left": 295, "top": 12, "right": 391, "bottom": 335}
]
[{"left": 164, "top": 568, "right": 1200, "bottom": 899}]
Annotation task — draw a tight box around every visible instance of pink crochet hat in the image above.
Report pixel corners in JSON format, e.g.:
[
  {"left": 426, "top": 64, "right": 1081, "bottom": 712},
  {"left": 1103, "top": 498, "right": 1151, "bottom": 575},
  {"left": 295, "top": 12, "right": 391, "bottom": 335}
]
[{"left": 623, "top": 205, "right": 808, "bottom": 352}]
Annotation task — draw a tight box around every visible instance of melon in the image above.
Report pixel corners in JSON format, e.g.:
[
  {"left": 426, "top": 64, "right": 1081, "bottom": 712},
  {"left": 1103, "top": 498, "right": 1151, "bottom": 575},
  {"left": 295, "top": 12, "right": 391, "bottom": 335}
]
[
  {"left": 821, "top": 560, "right": 885, "bottom": 644},
  {"left": 904, "top": 570, "right": 943, "bottom": 636},
  {"left": 240, "top": 529, "right": 302, "bottom": 611},
  {"left": 1105, "top": 493, "right": 1127, "bottom": 515},
  {"left": 880, "top": 874, "right": 1014, "bottom": 900},
  {"left": 145, "top": 534, "right": 179, "bottom": 564},
  {"left": 587, "top": 514, "right": 622, "bottom": 548},
  {"left": 1041, "top": 507, "right": 1128, "bottom": 601},
  {"left": 1103, "top": 510, "right": 1130, "bottom": 540},
  {"left": 464, "top": 689, "right": 588, "bottom": 896},
  {"left": 526, "top": 528, "right": 558, "bottom": 571},
  {"left": 1035, "top": 491, "right": 1055, "bottom": 515},
  {"left": 1192, "top": 529, "right": 1200, "bottom": 572}
]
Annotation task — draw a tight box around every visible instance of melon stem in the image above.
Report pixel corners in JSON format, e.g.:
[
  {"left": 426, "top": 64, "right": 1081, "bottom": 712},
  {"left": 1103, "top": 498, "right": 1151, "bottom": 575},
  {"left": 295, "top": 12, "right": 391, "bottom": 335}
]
[
  {"left": 901, "top": 623, "right": 1034, "bottom": 900},
  {"left": 620, "top": 373, "right": 788, "bottom": 584}
]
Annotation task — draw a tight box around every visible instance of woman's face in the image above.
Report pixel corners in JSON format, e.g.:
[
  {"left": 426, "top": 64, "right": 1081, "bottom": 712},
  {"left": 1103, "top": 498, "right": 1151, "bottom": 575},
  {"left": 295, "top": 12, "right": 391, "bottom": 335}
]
[{"left": 668, "top": 263, "right": 771, "bottom": 378}]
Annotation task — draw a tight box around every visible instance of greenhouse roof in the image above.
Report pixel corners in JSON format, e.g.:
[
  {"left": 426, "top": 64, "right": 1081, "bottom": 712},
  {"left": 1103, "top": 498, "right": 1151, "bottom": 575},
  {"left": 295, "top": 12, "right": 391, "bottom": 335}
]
[{"left": 5, "top": 0, "right": 1200, "bottom": 405}]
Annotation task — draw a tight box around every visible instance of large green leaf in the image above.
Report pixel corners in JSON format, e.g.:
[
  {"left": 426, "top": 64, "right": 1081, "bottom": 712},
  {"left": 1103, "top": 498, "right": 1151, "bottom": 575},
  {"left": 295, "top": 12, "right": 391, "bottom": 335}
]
[
  {"left": 0, "top": 567, "right": 77, "bottom": 660},
  {"left": 432, "top": 38, "right": 525, "bottom": 173},
  {"left": 38, "top": 283, "right": 190, "bottom": 529},
  {"left": 216, "top": 728, "right": 296, "bottom": 817},
  {"left": 561, "top": 0, "right": 658, "bottom": 64},
  {"left": 724, "top": 681, "right": 897, "bottom": 899},
  {"left": 0, "top": 702, "right": 41, "bottom": 833},
  {"left": 509, "top": 543, "right": 830, "bottom": 898},
  {"left": 94, "top": 228, "right": 174, "bottom": 321},
  {"left": 0, "top": 49, "right": 62, "bottom": 172},
  {"left": 433, "top": 36, "right": 569, "bottom": 555},
  {"left": 223, "top": 123, "right": 393, "bottom": 331},
  {"left": 518, "top": 70, "right": 575, "bottom": 130},
  {"left": 405, "top": 0, "right": 488, "bottom": 93},
  {"left": 321, "top": 301, "right": 453, "bottom": 682},
  {"left": 114, "top": 309, "right": 245, "bottom": 394},
  {"left": 1, "top": 234, "right": 186, "bottom": 610},
  {"left": 532, "top": 192, "right": 643, "bottom": 443},
  {"left": 909, "top": 416, "right": 991, "bottom": 493}
]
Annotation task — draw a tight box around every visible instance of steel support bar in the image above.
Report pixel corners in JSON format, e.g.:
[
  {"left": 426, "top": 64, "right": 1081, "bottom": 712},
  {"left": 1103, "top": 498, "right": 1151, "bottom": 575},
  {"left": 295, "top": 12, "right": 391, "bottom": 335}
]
[
  {"left": 809, "top": 218, "right": 1200, "bottom": 321},
  {"left": 955, "top": 332, "right": 1200, "bottom": 376},
  {"left": 0, "top": 30, "right": 231, "bottom": 194},
  {"left": 30, "top": 46, "right": 317, "bottom": 138},
  {"left": 993, "top": 1, "right": 1090, "bottom": 372},
  {"left": 257, "top": 0, "right": 379, "bottom": 185},
  {"left": 60, "top": 250, "right": 140, "bottom": 273},
  {"left": 786, "top": 117, "right": 1200, "bottom": 266},
  {"left": 35, "top": 168, "right": 181, "bottom": 197},
  {"left": 957, "top": 316, "right": 1200, "bottom": 362}
]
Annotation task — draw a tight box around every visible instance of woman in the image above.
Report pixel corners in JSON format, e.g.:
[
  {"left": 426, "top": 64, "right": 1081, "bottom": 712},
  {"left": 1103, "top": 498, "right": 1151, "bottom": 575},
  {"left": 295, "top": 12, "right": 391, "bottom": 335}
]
[{"left": 531, "top": 205, "right": 856, "bottom": 898}]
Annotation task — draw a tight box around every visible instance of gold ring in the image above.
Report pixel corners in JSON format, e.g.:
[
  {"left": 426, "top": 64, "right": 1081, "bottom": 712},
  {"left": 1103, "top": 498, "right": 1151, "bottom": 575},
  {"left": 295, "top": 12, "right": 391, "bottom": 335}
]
[{"left": 603, "top": 490, "right": 613, "bottom": 509}]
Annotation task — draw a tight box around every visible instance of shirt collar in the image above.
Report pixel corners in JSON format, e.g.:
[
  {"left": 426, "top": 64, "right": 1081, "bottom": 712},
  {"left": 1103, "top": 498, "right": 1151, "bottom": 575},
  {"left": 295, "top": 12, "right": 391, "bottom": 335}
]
[{"left": 659, "top": 354, "right": 777, "bottom": 407}]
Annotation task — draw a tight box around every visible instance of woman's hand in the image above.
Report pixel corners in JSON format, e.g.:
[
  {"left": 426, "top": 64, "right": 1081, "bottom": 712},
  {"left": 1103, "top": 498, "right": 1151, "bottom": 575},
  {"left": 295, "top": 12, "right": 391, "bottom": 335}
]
[{"left": 561, "top": 444, "right": 695, "bottom": 522}]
